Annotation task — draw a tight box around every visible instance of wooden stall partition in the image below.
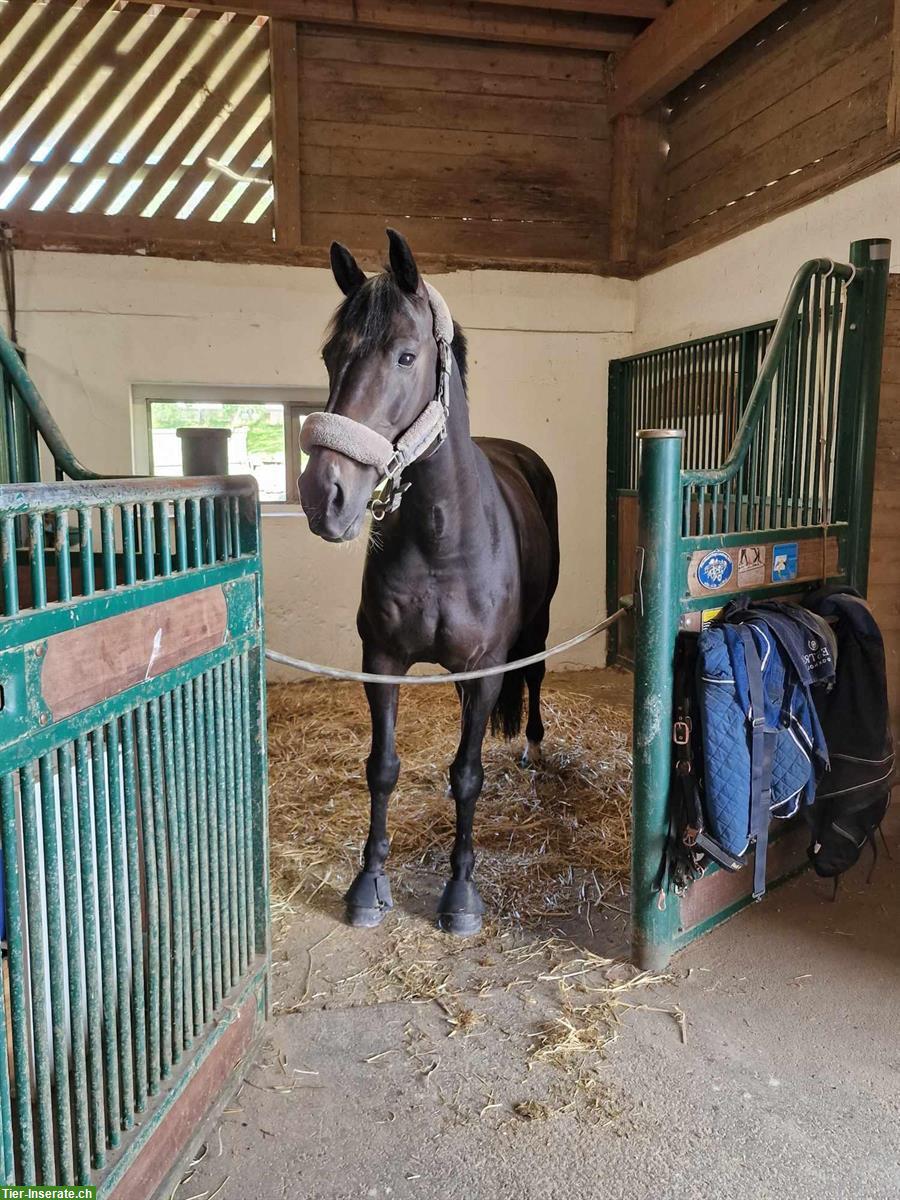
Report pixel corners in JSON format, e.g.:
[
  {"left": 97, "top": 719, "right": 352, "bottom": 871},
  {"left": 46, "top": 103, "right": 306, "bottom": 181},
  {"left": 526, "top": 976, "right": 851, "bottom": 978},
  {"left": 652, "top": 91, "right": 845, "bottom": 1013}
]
[
  {"left": 294, "top": 25, "right": 612, "bottom": 267},
  {"left": 871, "top": 273, "right": 900, "bottom": 737},
  {"left": 657, "top": 0, "right": 900, "bottom": 265}
]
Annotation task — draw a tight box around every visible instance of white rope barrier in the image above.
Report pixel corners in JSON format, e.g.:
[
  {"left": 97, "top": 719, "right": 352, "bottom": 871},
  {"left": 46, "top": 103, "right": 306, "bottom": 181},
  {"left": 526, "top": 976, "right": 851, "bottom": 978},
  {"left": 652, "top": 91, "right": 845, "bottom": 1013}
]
[{"left": 265, "top": 606, "right": 629, "bottom": 685}]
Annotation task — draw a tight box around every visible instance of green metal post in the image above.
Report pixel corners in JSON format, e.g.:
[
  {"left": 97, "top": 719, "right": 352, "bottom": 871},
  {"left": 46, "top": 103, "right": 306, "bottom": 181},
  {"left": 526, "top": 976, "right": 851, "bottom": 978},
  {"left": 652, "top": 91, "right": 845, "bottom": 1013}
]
[
  {"left": 630, "top": 429, "right": 684, "bottom": 971},
  {"left": 840, "top": 238, "right": 891, "bottom": 594}
]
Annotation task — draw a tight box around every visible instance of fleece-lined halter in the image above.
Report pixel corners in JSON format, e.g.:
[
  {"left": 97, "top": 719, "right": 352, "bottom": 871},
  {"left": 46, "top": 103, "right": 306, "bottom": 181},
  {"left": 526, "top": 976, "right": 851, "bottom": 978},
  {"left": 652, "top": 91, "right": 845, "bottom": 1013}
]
[{"left": 299, "top": 282, "right": 454, "bottom": 520}]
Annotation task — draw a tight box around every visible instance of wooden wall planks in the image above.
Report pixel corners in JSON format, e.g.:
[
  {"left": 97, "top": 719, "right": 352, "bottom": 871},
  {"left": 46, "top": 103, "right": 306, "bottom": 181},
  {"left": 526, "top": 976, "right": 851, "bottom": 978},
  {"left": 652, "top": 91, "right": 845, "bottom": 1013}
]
[
  {"left": 655, "top": 0, "right": 900, "bottom": 267},
  {"left": 295, "top": 26, "right": 610, "bottom": 264},
  {"left": 871, "top": 274, "right": 900, "bottom": 736}
]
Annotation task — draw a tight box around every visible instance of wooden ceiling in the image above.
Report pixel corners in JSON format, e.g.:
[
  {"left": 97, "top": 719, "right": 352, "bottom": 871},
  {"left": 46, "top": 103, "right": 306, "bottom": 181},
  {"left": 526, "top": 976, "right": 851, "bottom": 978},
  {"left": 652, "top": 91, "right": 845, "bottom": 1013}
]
[
  {"left": 146, "top": 1, "right": 666, "bottom": 53},
  {"left": 148, "top": 1, "right": 791, "bottom": 114}
]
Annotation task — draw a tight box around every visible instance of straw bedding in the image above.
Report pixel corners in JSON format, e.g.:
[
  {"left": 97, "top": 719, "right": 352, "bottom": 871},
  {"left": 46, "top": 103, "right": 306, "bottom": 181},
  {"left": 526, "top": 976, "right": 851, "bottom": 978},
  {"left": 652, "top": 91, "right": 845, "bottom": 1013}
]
[
  {"left": 264, "top": 676, "right": 682, "bottom": 1124},
  {"left": 267, "top": 678, "right": 632, "bottom": 928}
]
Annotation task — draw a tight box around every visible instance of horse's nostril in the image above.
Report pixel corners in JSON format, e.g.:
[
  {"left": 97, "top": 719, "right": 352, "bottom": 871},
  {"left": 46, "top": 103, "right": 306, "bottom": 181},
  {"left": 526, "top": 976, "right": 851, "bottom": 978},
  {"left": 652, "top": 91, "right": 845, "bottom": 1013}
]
[{"left": 331, "top": 480, "right": 344, "bottom": 512}]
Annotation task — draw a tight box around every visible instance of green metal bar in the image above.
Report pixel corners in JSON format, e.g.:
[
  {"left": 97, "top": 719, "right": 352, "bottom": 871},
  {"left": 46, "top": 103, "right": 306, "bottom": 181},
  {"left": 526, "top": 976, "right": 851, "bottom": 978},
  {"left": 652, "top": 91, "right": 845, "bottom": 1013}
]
[
  {"left": 37, "top": 754, "right": 74, "bottom": 1182},
  {"left": 104, "top": 721, "right": 135, "bottom": 1130},
  {"left": 206, "top": 669, "right": 229, "bottom": 998},
  {"left": 156, "top": 502, "right": 172, "bottom": 576},
  {"left": 87, "top": 724, "right": 120, "bottom": 1147},
  {"left": 242, "top": 651, "right": 260, "bottom": 955},
  {"left": 217, "top": 663, "right": 240, "bottom": 986},
  {"left": 174, "top": 499, "right": 188, "bottom": 574},
  {"left": 230, "top": 495, "right": 241, "bottom": 557},
  {"left": 190, "top": 676, "right": 214, "bottom": 1023},
  {"left": 188, "top": 499, "right": 202, "bottom": 568},
  {"left": 139, "top": 503, "right": 154, "bottom": 582},
  {"left": 120, "top": 714, "right": 148, "bottom": 1111},
  {"left": 56, "top": 744, "right": 91, "bottom": 1181},
  {"left": 19, "top": 765, "right": 55, "bottom": 1180},
  {"left": 56, "top": 511, "right": 72, "bottom": 603},
  {"left": 630, "top": 430, "right": 684, "bottom": 971},
  {"left": 682, "top": 259, "right": 854, "bottom": 491},
  {"left": 121, "top": 505, "right": 137, "bottom": 586},
  {"left": 841, "top": 239, "right": 891, "bottom": 593},
  {"left": 160, "top": 692, "right": 184, "bottom": 1064},
  {"left": 78, "top": 508, "right": 95, "bottom": 597},
  {"left": 134, "top": 708, "right": 160, "bottom": 1094},
  {"left": 2, "top": 517, "right": 18, "bottom": 616},
  {"left": 74, "top": 734, "right": 106, "bottom": 1168},
  {"left": 229, "top": 657, "right": 248, "bottom": 975},
  {"left": 203, "top": 496, "right": 217, "bottom": 565},
  {"left": 147, "top": 698, "right": 173, "bottom": 1077},
  {"left": 0, "top": 772, "right": 34, "bottom": 1181},
  {"left": 199, "top": 671, "right": 223, "bottom": 1008},
  {"left": 171, "top": 687, "right": 194, "bottom": 1047},
  {"left": 605, "top": 360, "right": 623, "bottom": 665},
  {"left": 100, "top": 506, "right": 116, "bottom": 590},
  {"left": 0, "top": 920, "right": 13, "bottom": 1182},
  {"left": 28, "top": 514, "right": 47, "bottom": 609},
  {"left": 89, "top": 727, "right": 121, "bottom": 1148}
]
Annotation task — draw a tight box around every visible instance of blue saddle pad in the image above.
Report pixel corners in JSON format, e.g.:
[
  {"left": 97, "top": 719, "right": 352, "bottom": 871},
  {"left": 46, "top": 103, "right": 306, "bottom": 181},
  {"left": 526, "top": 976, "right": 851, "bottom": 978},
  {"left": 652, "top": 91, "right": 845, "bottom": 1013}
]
[{"left": 697, "top": 626, "right": 813, "bottom": 856}]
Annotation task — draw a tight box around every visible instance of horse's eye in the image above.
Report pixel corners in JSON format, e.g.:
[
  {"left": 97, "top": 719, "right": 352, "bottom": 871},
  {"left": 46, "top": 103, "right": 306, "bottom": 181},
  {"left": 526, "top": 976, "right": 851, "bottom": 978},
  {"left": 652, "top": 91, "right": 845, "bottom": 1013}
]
[{"left": 398, "top": 352, "right": 416, "bottom": 367}]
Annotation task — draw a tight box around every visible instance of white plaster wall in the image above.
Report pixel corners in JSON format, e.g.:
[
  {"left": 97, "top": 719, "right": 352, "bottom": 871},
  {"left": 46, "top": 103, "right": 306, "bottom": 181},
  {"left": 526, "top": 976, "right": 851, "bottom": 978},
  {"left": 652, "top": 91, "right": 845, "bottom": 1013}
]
[
  {"left": 635, "top": 163, "right": 900, "bottom": 350},
  {"left": 2, "top": 251, "right": 634, "bottom": 678}
]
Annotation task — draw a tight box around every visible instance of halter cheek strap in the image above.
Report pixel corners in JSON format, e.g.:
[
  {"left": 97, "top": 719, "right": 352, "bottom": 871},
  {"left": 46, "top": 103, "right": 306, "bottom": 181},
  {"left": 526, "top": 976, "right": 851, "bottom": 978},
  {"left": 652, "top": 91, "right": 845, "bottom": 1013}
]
[{"left": 299, "top": 281, "right": 454, "bottom": 519}]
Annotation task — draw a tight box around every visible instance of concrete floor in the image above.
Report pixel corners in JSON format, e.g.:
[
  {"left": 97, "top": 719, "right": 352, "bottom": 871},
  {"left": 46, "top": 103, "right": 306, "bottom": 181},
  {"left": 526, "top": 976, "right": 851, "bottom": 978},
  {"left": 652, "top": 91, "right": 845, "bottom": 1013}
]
[{"left": 180, "top": 671, "right": 900, "bottom": 1200}]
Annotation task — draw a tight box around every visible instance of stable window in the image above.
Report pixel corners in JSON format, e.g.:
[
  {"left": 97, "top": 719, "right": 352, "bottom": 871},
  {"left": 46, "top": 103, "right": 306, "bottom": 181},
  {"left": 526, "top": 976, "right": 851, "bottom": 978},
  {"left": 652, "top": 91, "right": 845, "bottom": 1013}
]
[{"left": 133, "top": 385, "right": 326, "bottom": 504}]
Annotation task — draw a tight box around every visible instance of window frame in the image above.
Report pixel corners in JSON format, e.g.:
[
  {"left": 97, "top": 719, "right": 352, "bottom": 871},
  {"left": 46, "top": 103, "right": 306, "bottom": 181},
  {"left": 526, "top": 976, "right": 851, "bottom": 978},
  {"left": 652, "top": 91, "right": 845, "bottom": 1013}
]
[{"left": 131, "top": 384, "right": 327, "bottom": 506}]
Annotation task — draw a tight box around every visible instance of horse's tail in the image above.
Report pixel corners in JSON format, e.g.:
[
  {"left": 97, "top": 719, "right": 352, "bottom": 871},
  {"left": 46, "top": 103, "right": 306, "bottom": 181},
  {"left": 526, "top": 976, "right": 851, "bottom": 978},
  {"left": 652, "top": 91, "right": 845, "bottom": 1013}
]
[{"left": 490, "top": 666, "right": 525, "bottom": 740}]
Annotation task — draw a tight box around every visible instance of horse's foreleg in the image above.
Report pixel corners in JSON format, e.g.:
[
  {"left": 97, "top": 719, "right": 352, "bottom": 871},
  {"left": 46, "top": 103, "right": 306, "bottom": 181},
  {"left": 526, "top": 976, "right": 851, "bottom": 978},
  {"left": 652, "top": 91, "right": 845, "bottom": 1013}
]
[
  {"left": 344, "top": 649, "right": 403, "bottom": 928},
  {"left": 438, "top": 675, "right": 503, "bottom": 936}
]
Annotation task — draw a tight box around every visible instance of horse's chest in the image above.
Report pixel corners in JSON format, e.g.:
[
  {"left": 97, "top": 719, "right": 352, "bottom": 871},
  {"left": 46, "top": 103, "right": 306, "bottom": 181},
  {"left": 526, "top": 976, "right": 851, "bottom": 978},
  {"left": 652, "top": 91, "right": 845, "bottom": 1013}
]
[{"left": 370, "top": 568, "right": 514, "bottom": 663}]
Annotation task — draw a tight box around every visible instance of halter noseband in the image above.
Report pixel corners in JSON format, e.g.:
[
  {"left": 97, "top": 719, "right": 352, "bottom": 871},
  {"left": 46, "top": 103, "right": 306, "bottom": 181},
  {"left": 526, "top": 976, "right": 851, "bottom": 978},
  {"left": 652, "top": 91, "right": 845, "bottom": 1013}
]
[{"left": 300, "top": 282, "right": 454, "bottom": 520}]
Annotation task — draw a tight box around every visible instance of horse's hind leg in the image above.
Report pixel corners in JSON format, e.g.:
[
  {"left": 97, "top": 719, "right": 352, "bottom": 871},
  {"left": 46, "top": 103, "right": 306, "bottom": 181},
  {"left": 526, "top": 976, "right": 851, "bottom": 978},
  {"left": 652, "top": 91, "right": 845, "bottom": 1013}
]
[
  {"left": 523, "top": 660, "right": 546, "bottom": 766},
  {"left": 345, "top": 649, "right": 403, "bottom": 928},
  {"left": 438, "top": 674, "right": 503, "bottom": 935}
]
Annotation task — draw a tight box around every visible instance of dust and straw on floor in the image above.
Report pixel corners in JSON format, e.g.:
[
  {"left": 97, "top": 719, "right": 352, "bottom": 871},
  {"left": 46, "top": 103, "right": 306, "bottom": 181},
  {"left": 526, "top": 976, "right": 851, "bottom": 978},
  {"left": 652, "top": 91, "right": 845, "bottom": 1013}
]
[{"left": 177, "top": 671, "right": 900, "bottom": 1200}]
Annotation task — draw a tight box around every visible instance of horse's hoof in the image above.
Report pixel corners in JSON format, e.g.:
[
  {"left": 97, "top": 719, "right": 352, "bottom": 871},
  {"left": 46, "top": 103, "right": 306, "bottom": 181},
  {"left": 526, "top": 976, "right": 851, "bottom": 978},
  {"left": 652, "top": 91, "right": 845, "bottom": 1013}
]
[
  {"left": 346, "top": 904, "right": 388, "bottom": 929},
  {"left": 437, "top": 879, "right": 484, "bottom": 937},
  {"left": 521, "top": 740, "right": 542, "bottom": 768},
  {"left": 438, "top": 910, "right": 483, "bottom": 937},
  {"left": 344, "top": 870, "right": 392, "bottom": 929}
]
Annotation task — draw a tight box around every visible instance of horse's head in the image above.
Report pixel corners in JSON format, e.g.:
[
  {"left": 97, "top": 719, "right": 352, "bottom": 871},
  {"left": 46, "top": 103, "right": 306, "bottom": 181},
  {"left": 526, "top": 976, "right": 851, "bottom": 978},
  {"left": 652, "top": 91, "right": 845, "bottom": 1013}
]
[{"left": 299, "top": 229, "right": 444, "bottom": 542}]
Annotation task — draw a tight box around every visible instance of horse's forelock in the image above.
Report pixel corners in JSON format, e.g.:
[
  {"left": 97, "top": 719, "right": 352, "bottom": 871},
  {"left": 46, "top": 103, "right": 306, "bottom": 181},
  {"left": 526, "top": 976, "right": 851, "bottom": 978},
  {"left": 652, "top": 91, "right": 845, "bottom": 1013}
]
[{"left": 323, "top": 271, "right": 468, "bottom": 392}]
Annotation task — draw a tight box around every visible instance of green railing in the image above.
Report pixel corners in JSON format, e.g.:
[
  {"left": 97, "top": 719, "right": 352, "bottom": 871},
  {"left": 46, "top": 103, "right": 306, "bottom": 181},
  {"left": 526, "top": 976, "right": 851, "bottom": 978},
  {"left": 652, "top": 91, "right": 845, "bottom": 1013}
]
[
  {"left": 0, "top": 325, "right": 269, "bottom": 1192},
  {"left": 629, "top": 237, "right": 891, "bottom": 971}
]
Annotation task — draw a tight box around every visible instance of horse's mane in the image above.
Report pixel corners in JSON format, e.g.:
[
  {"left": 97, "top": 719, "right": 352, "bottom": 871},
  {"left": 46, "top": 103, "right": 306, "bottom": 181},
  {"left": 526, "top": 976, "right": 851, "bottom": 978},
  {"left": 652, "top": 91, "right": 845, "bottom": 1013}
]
[{"left": 323, "top": 271, "right": 468, "bottom": 390}]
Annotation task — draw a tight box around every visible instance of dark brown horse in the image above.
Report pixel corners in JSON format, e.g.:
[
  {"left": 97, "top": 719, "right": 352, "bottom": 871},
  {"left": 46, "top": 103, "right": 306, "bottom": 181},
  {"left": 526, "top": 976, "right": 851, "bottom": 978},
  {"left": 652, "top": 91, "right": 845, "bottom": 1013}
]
[{"left": 299, "top": 229, "right": 559, "bottom": 934}]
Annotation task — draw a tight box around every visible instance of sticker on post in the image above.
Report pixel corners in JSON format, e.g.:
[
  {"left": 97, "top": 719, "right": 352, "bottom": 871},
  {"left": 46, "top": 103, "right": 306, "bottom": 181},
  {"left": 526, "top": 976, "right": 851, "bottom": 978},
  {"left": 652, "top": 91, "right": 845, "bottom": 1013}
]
[
  {"left": 737, "top": 544, "right": 766, "bottom": 588},
  {"left": 772, "top": 542, "right": 798, "bottom": 583},
  {"left": 696, "top": 550, "right": 734, "bottom": 591},
  {"left": 701, "top": 607, "right": 723, "bottom": 629}
]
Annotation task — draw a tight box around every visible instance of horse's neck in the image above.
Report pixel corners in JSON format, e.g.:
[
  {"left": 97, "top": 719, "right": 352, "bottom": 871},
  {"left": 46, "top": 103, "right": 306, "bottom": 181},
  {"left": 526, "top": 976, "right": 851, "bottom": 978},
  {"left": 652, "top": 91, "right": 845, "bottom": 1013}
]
[{"left": 396, "top": 368, "right": 484, "bottom": 551}]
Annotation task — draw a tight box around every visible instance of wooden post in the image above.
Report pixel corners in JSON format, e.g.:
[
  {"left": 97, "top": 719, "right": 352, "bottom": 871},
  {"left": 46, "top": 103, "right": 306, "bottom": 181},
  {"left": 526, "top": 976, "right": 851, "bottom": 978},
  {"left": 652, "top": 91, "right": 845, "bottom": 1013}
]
[
  {"left": 269, "top": 18, "right": 301, "bottom": 249},
  {"left": 609, "top": 108, "right": 666, "bottom": 272}
]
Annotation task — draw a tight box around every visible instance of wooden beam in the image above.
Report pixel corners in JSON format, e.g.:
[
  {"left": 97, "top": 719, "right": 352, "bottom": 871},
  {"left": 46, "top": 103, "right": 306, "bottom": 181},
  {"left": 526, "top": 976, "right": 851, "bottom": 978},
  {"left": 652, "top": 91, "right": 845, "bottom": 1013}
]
[
  {"left": 471, "top": 0, "right": 666, "bottom": 16},
  {"left": 888, "top": 0, "right": 900, "bottom": 138},
  {"left": 611, "top": 0, "right": 790, "bottom": 116},
  {"left": 269, "top": 18, "right": 302, "bottom": 248},
  {"left": 608, "top": 108, "right": 666, "bottom": 269},
  {"left": 144, "top": 1, "right": 642, "bottom": 52}
]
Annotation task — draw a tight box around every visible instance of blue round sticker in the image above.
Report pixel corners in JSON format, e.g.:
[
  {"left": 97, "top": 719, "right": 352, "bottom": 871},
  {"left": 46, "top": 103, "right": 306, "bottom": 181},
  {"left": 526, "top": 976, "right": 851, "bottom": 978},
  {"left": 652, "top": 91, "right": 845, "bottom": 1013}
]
[{"left": 696, "top": 550, "right": 733, "bottom": 591}]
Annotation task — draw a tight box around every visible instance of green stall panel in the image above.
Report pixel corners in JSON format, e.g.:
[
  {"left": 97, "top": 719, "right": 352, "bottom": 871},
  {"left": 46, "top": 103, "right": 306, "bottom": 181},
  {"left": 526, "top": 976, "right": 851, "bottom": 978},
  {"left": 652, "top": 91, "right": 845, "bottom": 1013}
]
[{"left": 625, "top": 238, "right": 891, "bottom": 970}]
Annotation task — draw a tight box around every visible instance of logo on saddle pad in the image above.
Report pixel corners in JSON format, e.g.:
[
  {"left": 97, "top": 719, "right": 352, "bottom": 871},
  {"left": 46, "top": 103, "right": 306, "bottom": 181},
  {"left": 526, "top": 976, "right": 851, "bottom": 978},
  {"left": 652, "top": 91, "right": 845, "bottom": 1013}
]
[{"left": 696, "top": 550, "right": 734, "bottom": 591}]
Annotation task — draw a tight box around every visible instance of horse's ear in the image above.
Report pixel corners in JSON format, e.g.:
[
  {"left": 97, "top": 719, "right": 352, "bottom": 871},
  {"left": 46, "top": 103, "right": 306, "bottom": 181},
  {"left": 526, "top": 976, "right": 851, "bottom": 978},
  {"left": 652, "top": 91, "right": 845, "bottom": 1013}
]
[
  {"left": 386, "top": 228, "right": 419, "bottom": 294},
  {"left": 330, "top": 242, "right": 366, "bottom": 296}
]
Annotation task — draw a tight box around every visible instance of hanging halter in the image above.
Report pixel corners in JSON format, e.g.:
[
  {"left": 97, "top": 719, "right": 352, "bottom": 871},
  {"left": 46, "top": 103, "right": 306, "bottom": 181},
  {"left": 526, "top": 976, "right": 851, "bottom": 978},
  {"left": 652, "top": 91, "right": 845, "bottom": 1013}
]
[{"left": 299, "top": 282, "right": 454, "bottom": 520}]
